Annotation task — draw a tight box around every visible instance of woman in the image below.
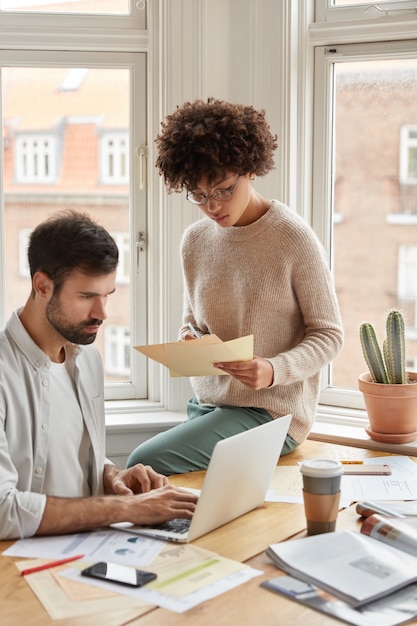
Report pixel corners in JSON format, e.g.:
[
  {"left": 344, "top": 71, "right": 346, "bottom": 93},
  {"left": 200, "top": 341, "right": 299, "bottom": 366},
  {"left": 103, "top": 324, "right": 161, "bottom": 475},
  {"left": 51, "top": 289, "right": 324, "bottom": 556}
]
[{"left": 127, "top": 98, "right": 343, "bottom": 475}]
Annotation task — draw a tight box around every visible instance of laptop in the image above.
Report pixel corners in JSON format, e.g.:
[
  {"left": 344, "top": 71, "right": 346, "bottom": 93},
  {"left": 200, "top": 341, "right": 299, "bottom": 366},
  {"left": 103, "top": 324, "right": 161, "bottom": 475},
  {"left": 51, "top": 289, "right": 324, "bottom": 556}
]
[{"left": 116, "top": 413, "right": 292, "bottom": 543}]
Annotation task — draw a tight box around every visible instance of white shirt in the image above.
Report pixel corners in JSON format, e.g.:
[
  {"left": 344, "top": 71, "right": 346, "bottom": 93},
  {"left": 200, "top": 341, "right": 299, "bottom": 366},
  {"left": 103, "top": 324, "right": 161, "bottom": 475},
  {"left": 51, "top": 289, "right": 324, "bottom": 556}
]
[
  {"left": 44, "top": 361, "right": 91, "bottom": 497},
  {"left": 0, "top": 310, "right": 107, "bottom": 539}
]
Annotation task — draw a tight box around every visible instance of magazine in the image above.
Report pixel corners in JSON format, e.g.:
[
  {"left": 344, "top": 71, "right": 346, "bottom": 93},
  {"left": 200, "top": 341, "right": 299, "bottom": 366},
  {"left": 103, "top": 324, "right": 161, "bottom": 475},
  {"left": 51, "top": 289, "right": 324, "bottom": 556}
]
[
  {"left": 262, "top": 575, "right": 417, "bottom": 626},
  {"left": 266, "top": 514, "right": 417, "bottom": 608}
]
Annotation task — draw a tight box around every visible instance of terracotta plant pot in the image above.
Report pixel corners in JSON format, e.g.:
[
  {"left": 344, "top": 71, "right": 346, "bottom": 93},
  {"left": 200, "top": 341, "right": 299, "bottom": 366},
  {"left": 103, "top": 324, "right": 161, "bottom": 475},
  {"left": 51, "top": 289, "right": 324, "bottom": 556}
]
[{"left": 358, "top": 371, "right": 417, "bottom": 444}]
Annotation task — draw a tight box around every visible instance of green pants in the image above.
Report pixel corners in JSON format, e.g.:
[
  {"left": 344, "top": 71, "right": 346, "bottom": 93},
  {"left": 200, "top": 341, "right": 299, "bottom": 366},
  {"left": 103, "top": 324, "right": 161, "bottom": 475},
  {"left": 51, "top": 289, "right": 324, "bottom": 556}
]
[{"left": 126, "top": 398, "right": 298, "bottom": 475}]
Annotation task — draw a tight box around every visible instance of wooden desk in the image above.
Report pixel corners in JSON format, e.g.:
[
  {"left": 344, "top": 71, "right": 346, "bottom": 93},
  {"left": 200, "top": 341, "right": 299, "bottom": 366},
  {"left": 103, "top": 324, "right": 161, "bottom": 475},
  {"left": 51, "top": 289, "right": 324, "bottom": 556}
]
[{"left": 0, "top": 441, "right": 406, "bottom": 626}]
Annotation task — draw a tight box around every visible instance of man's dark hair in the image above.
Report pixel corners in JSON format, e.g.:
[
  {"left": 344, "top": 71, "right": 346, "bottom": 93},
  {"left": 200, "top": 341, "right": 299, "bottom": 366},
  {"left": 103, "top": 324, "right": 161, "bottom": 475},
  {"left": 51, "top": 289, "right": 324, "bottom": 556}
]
[
  {"left": 155, "top": 98, "right": 278, "bottom": 192},
  {"left": 28, "top": 210, "right": 119, "bottom": 293}
]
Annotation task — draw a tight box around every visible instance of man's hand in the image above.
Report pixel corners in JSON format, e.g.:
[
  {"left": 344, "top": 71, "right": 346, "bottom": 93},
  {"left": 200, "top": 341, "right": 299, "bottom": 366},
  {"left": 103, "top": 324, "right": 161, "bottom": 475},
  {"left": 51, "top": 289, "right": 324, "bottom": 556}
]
[
  {"left": 127, "top": 484, "right": 198, "bottom": 525},
  {"left": 213, "top": 355, "right": 274, "bottom": 390},
  {"left": 104, "top": 463, "right": 168, "bottom": 496},
  {"left": 37, "top": 483, "right": 198, "bottom": 535}
]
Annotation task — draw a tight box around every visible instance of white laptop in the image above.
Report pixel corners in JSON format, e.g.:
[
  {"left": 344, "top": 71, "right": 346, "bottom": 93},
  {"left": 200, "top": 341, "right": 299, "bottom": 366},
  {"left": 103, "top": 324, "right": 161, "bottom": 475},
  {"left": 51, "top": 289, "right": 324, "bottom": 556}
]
[{"left": 116, "top": 414, "right": 292, "bottom": 543}]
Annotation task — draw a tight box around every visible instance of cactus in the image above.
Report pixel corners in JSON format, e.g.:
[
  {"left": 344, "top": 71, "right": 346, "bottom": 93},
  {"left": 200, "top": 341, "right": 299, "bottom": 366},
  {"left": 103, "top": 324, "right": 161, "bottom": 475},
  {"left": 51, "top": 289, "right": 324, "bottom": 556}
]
[
  {"left": 359, "top": 310, "right": 408, "bottom": 384},
  {"left": 385, "top": 310, "right": 407, "bottom": 384}
]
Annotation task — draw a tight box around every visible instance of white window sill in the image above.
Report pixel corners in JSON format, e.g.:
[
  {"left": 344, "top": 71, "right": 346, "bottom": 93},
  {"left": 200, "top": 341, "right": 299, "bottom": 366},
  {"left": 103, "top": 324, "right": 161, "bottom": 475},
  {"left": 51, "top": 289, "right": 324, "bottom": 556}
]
[
  {"left": 311, "top": 406, "right": 417, "bottom": 456},
  {"left": 105, "top": 400, "right": 417, "bottom": 460}
]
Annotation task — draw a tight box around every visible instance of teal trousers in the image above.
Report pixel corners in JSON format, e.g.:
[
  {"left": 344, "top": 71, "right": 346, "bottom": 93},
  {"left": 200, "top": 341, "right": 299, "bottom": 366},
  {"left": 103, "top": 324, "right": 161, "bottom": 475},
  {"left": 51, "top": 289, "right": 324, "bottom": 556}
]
[{"left": 126, "top": 398, "right": 298, "bottom": 475}]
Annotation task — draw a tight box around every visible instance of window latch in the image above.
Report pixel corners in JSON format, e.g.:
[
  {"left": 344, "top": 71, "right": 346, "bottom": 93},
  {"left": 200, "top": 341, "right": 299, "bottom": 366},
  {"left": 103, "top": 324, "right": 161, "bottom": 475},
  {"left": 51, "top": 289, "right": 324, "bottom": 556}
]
[
  {"left": 137, "top": 145, "right": 148, "bottom": 190},
  {"left": 136, "top": 231, "right": 146, "bottom": 273}
]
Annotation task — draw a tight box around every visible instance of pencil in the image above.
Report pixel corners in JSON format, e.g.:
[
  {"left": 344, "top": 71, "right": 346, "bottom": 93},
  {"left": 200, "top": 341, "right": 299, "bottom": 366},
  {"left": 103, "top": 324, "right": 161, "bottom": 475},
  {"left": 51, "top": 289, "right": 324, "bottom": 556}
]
[
  {"left": 340, "top": 460, "right": 363, "bottom": 464},
  {"left": 187, "top": 323, "right": 203, "bottom": 338},
  {"left": 21, "top": 553, "right": 85, "bottom": 576}
]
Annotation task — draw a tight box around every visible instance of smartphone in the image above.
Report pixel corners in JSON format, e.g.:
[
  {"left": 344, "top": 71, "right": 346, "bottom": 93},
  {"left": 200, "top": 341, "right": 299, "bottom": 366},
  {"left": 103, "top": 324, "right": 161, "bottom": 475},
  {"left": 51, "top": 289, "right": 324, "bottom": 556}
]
[{"left": 81, "top": 562, "right": 157, "bottom": 587}]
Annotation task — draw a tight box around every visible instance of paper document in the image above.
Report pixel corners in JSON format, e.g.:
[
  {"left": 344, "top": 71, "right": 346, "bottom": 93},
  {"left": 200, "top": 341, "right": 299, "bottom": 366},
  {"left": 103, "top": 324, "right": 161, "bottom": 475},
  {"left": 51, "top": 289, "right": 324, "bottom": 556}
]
[
  {"left": 5, "top": 529, "right": 261, "bottom": 614},
  {"left": 135, "top": 334, "right": 253, "bottom": 377},
  {"left": 266, "top": 456, "right": 417, "bottom": 504},
  {"left": 62, "top": 542, "right": 261, "bottom": 613},
  {"left": 14, "top": 559, "right": 151, "bottom": 622},
  {"left": 2, "top": 528, "right": 164, "bottom": 565}
]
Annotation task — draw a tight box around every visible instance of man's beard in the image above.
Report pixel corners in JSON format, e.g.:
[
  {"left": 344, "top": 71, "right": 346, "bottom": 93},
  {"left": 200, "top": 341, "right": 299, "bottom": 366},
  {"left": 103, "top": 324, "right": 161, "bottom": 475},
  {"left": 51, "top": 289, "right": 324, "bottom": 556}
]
[{"left": 46, "top": 295, "right": 102, "bottom": 345}]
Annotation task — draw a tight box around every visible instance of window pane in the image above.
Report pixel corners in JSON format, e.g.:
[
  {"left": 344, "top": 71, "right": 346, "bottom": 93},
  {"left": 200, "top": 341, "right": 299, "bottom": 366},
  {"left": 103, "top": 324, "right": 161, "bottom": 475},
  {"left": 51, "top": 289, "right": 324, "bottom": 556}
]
[
  {"left": 331, "top": 0, "right": 412, "bottom": 6},
  {"left": 331, "top": 58, "right": 417, "bottom": 390},
  {"left": 332, "top": 0, "right": 384, "bottom": 4},
  {"left": 0, "top": 0, "right": 130, "bottom": 14},
  {"left": 2, "top": 66, "right": 131, "bottom": 384}
]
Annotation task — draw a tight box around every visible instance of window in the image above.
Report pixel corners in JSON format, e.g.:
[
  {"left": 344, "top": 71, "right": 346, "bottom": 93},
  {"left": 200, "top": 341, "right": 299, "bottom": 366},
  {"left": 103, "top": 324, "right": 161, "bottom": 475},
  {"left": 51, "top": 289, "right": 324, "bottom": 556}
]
[
  {"left": 400, "top": 125, "right": 417, "bottom": 185},
  {"left": 18, "top": 228, "right": 31, "bottom": 278},
  {"left": 0, "top": 4, "right": 148, "bottom": 401},
  {"left": 0, "top": 0, "right": 131, "bottom": 14},
  {"left": 398, "top": 245, "right": 417, "bottom": 335},
  {"left": 111, "top": 232, "right": 130, "bottom": 285},
  {"left": 105, "top": 326, "right": 131, "bottom": 377},
  {"left": 15, "top": 134, "right": 57, "bottom": 183},
  {"left": 312, "top": 3, "right": 417, "bottom": 413},
  {"left": 101, "top": 133, "right": 129, "bottom": 184},
  {"left": 315, "top": 0, "right": 417, "bottom": 22}
]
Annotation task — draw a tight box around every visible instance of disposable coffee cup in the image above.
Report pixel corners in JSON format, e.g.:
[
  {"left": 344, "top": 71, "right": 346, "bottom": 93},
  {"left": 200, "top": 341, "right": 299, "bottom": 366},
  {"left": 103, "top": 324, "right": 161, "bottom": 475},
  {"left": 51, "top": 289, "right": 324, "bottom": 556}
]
[{"left": 300, "top": 459, "right": 343, "bottom": 535}]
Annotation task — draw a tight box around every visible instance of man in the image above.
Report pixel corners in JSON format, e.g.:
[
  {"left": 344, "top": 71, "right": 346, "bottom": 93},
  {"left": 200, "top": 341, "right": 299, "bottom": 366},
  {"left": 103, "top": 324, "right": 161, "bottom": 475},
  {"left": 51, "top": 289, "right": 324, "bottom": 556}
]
[{"left": 0, "top": 210, "right": 197, "bottom": 540}]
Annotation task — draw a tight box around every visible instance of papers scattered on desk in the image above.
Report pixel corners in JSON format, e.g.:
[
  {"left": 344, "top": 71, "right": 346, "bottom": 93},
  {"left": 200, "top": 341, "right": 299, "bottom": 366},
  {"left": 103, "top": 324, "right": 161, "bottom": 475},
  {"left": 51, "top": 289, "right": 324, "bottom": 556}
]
[
  {"left": 4, "top": 528, "right": 261, "bottom": 614},
  {"left": 14, "top": 559, "right": 152, "bottom": 622},
  {"left": 62, "top": 543, "right": 261, "bottom": 613},
  {"left": 266, "top": 456, "right": 417, "bottom": 505},
  {"left": 3, "top": 528, "right": 163, "bottom": 565},
  {"left": 135, "top": 334, "right": 253, "bottom": 377}
]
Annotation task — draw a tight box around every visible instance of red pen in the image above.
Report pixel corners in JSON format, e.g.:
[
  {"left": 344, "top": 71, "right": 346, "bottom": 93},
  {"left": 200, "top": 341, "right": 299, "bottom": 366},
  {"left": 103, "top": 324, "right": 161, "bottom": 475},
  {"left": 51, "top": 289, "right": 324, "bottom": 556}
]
[{"left": 21, "top": 553, "right": 85, "bottom": 576}]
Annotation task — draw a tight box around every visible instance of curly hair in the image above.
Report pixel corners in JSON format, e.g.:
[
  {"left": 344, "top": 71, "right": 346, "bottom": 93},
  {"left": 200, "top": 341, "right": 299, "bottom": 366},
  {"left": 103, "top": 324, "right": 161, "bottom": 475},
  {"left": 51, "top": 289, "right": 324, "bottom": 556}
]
[{"left": 155, "top": 98, "right": 278, "bottom": 192}]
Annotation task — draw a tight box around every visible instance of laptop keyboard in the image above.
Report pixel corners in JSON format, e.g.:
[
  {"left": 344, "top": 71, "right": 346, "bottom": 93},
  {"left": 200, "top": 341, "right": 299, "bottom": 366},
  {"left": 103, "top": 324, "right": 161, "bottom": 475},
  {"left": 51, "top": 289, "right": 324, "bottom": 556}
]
[{"left": 152, "top": 518, "right": 191, "bottom": 534}]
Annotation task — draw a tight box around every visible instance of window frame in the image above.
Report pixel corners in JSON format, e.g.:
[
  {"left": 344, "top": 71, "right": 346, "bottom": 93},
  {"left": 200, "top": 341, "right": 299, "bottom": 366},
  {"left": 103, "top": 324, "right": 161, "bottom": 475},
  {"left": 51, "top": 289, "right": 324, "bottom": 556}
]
[
  {"left": 312, "top": 35, "right": 417, "bottom": 414},
  {"left": 315, "top": 0, "right": 417, "bottom": 24},
  {"left": 0, "top": 48, "right": 148, "bottom": 402},
  {"left": 0, "top": 2, "right": 146, "bottom": 30},
  {"left": 0, "top": 0, "right": 206, "bottom": 422}
]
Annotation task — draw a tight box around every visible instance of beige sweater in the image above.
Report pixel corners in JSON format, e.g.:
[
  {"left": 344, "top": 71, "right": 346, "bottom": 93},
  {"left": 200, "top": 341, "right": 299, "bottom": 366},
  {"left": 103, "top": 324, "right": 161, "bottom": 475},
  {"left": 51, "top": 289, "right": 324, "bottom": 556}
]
[{"left": 179, "top": 200, "right": 343, "bottom": 445}]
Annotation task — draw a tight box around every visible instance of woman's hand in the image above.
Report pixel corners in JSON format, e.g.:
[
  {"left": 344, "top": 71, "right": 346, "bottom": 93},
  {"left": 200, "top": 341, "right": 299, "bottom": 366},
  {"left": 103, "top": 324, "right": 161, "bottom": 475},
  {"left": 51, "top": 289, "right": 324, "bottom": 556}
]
[{"left": 213, "top": 355, "right": 274, "bottom": 389}]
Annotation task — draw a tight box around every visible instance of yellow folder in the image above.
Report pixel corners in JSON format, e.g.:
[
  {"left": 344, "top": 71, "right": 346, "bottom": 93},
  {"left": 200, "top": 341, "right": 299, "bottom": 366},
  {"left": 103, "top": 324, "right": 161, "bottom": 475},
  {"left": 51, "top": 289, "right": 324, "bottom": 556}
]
[{"left": 135, "top": 334, "right": 253, "bottom": 377}]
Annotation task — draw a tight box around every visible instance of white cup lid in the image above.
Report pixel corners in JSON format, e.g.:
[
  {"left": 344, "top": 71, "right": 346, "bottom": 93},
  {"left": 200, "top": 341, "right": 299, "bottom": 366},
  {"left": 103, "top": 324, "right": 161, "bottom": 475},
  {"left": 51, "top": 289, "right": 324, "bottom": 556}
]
[{"left": 300, "top": 458, "right": 343, "bottom": 478}]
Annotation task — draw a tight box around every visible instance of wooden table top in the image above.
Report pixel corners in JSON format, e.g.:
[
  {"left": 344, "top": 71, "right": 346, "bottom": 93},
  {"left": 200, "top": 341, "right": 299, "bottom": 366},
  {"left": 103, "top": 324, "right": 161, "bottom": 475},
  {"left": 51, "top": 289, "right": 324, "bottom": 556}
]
[{"left": 0, "top": 440, "right": 407, "bottom": 626}]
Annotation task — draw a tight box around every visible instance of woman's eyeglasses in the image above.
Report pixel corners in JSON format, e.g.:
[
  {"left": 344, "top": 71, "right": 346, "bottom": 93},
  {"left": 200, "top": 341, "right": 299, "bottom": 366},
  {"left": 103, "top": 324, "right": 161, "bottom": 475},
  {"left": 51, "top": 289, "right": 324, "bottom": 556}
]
[{"left": 186, "top": 176, "right": 241, "bottom": 206}]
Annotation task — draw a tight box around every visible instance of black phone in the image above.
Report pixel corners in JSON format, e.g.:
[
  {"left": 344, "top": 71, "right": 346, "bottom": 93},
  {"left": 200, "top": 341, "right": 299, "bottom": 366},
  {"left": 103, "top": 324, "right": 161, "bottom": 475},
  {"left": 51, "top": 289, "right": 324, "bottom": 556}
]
[{"left": 81, "top": 561, "right": 157, "bottom": 587}]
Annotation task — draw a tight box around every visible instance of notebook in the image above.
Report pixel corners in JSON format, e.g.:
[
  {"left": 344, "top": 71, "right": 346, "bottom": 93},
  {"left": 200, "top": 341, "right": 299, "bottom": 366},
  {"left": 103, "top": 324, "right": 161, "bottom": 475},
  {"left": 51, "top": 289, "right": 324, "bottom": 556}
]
[{"left": 116, "top": 413, "right": 292, "bottom": 543}]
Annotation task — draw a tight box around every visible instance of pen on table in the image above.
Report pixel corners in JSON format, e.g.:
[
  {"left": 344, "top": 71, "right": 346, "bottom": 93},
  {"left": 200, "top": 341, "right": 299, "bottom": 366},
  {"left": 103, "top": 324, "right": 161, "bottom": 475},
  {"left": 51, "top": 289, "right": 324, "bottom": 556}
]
[
  {"left": 187, "top": 323, "right": 203, "bottom": 338},
  {"left": 21, "top": 554, "right": 85, "bottom": 576},
  {"left": 341, "top": 460, "right": 363, "bottom": 464}
]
